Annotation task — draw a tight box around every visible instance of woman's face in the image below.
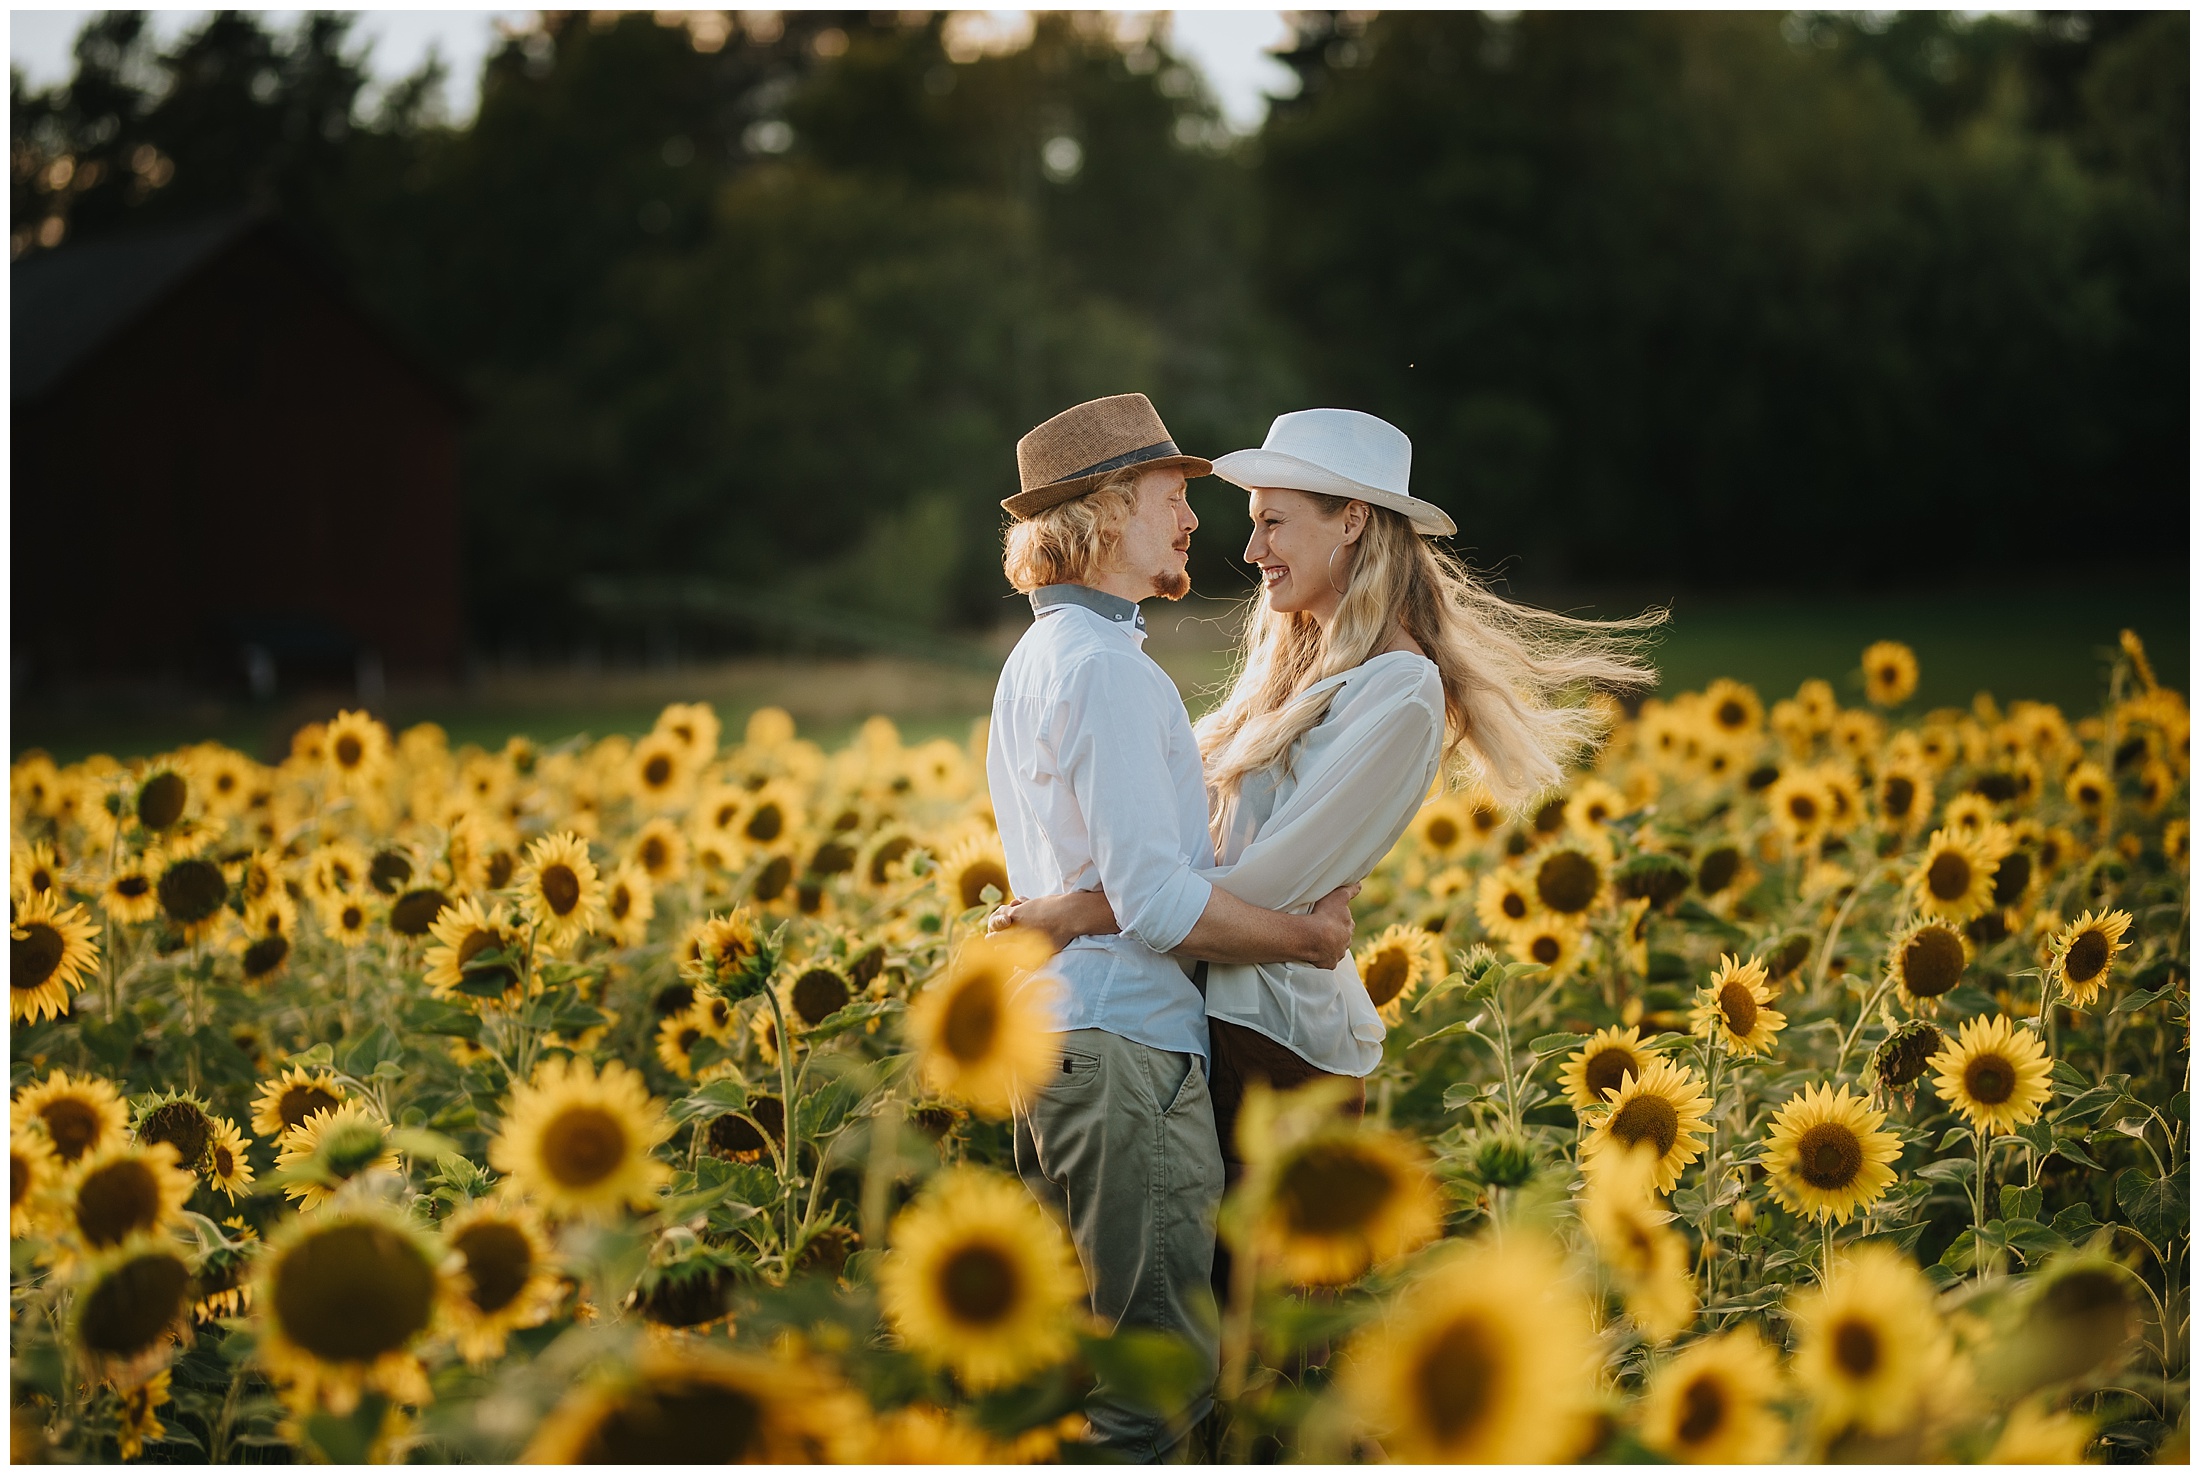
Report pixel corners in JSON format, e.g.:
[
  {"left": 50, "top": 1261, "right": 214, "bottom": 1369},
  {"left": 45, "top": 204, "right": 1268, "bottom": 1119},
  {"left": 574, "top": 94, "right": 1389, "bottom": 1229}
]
[{"left": 1244, "top": 486, "right": 1365, "bottom": 621}]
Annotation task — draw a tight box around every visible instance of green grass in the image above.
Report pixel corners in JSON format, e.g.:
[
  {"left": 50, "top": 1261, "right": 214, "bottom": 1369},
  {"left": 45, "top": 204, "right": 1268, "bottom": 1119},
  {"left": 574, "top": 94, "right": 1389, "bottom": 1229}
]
[{"left": 13, "top": 582, "right": 2183, "bottom": 765}]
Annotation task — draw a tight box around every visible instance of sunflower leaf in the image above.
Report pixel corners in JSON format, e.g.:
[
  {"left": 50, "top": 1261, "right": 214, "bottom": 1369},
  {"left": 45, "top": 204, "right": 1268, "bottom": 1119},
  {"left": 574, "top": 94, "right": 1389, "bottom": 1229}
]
[
  {"left": 2115, "top": 1164, "right": 2188, "bottom": 1246},
  {"left": 1529, "top": 1032, "right": 1587, "bottom": 1058},
  {"left": 804, "top": 999, "right": 903, "bottom": 1043},
  {"left": 2048, "top": 1132, "right": 2104, "bottom": 1170},
  {"left": 672, "top": 1079, "right": 752, "bottom": 1123},
  {"left": 2113, "top": 983, "right": 2178, "bottom": 1014},
  {"left": 1077, "top": 1329, "right": 1204, "bottom": 1417},
  {"left": 1408, "top": 1014, "right": 1490, "bottom": 1052}
]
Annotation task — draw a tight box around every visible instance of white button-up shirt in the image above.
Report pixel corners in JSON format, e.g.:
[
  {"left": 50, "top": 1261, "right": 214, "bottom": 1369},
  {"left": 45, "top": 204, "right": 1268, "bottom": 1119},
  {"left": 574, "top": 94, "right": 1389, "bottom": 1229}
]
[{"left": 987, "top": 585, "right": 1216, "bottom": 1063}]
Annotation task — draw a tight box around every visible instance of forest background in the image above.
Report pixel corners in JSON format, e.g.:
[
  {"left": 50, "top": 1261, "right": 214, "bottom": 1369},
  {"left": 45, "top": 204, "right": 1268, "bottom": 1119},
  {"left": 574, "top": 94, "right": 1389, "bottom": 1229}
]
[{"left": 10, "top": 9, "right": 2189, "bottom": 754}]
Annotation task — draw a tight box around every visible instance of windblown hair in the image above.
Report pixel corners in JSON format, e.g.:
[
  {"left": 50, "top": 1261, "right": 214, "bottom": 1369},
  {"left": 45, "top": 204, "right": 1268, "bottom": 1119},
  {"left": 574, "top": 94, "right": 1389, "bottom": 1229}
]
[
  {"left": 1196, "top": 496, "right": 1667, "bottom": 815},
  {"left": 1000, "top": 470, "right": 1143, "bottom": 594}
]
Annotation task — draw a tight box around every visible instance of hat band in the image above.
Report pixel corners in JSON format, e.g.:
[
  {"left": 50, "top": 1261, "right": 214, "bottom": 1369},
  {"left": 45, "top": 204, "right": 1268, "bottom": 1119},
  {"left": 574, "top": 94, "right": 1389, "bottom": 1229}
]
[{"left": 1052, "top": 438, "right": 1180, "bottom": 486}]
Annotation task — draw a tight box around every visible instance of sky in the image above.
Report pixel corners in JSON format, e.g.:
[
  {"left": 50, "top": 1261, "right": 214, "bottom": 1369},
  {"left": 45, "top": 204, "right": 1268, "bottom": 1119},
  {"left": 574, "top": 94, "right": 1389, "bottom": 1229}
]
[{"left": 8, "top": 9, "right": 1300, "bottom": 131}]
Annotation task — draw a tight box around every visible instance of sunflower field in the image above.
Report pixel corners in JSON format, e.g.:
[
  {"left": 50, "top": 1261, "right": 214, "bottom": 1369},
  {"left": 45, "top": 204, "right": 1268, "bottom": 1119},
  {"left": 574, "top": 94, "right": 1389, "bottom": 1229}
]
[{"left": 8, "top": 631, "right": 2188, "bottom": 1463}]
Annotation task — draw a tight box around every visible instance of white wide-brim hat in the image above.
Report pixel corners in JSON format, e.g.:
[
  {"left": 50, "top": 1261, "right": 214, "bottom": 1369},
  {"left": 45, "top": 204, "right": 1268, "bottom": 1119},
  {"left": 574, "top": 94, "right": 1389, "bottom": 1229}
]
[{"left": 1210, "top": 407, "right": 1457, "bottom": 537}]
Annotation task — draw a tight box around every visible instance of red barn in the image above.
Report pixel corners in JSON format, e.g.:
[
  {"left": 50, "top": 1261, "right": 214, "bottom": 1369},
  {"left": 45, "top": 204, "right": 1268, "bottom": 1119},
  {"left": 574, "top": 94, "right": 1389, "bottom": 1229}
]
[{"left": 12, "top": 211, "right": 464, "bottom": 694}]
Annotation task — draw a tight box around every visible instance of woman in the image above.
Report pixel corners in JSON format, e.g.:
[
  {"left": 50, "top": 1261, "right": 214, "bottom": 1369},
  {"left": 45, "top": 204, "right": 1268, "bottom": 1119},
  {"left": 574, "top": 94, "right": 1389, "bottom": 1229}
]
[{"left": 996, "top": 407, "right": 1664, "bottom": 1188}]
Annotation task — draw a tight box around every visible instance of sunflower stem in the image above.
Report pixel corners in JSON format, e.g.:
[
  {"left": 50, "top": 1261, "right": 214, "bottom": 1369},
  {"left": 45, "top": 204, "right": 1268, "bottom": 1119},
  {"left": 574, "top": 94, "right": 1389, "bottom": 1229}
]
[
  {"left": 1972, "top": 1125, "right": 1992, "bottom": 1283},
  {"left": 765, "top": 984, "right": 798, "bottom": 1258},
  {"left": 1217, "top": 1225, "right": 1259, "bottom": 1459}
]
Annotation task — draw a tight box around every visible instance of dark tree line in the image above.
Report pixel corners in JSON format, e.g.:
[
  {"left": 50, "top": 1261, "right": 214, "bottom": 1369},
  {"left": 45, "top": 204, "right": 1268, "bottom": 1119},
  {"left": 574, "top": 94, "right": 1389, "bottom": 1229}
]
[{"left": 13, "top": 11, "right": 2186, "bottom": 648}]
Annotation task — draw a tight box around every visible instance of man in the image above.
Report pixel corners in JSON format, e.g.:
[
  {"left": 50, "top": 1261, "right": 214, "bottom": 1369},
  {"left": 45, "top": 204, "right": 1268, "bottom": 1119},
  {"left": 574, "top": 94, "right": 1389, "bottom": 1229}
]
[{"left": 986, "top": 392, "right": 1357, "bottom": 1460}]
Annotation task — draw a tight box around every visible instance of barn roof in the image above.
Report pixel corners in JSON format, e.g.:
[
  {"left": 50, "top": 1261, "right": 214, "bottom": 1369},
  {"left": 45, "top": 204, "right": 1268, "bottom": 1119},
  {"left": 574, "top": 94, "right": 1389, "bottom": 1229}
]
[{"left": 11, "top": 210, "right": 259, "bottom": 401}]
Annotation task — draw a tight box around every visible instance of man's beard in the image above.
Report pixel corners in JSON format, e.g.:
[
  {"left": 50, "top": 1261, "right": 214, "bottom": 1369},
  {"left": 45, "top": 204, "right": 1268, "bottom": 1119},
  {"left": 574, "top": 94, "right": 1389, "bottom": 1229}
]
[{"left": 1150, "top": 568, "right": 1191, "bottom": 601}]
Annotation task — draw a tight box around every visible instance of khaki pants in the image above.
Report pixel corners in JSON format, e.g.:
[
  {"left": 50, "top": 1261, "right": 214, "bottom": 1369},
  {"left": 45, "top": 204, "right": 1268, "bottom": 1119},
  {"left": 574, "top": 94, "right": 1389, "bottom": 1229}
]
[{"left": 1011, "top": 1028, "right": 1224, "bottom": 1461}]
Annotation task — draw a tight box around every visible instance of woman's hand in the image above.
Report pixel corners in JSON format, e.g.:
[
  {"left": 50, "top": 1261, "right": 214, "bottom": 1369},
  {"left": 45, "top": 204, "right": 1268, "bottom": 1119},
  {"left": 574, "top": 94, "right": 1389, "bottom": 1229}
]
[{"left": 986, "top": 888, "right": 1119, "bottom": 954}]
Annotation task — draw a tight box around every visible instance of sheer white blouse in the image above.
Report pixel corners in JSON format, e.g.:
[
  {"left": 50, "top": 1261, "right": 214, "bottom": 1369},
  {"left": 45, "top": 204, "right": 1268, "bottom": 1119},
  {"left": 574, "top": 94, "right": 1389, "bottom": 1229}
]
[{"left": 1201, "top": 650, "right": 1446, "bottom": 1077}]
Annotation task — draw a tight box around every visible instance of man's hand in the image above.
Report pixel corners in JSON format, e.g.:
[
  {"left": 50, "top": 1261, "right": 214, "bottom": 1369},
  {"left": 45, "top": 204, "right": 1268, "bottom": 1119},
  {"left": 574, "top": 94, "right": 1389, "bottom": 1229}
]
[
  {"left": 1300, "top": 882, "right": 1361, "bottom": 969},
  {"left": 987, "top": 888, "right": 1118, "bottom": 953}
]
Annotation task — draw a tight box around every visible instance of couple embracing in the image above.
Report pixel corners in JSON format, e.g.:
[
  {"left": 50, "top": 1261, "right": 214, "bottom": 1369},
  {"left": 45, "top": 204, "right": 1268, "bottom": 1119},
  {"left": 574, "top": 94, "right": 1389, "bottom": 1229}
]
[{"left": 982, "top": 393, "right": 1656, "bottom": 1459}]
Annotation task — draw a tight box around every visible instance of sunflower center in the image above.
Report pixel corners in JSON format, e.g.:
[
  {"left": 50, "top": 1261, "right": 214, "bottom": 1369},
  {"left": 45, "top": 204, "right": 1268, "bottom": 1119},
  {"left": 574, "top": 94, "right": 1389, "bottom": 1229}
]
[
  {"left": 1989, "top": 851, "right": 2031, "bottom": 909},
  {"left": 1787, "top": 793, "right": 1819, "bottom": 824},
  {"left": 791, "top": 969, "right": 851, "bottom": 1026},
  {"left": 272, "top": 1220, "right": 437, "bottom": 1362},
  {"left": 334, "top": 735, "right": 365, "bottom": 768},
  {"left": 1901, "top": 926, "right": 1966, "bottom": 997},
  {"left": 1796, "top": 1122, "right": 1863, "bottom": 1189},
  {"left": 640, "top": 836, "right": 668, "bottom": 871},
  {"left": 542, "top": 1105, "right": 628, "bottom": 1188},
  {"left": 1275, "top": 1141, "right": 1396, "bottom": 1236},
  {"left": 1426, "top": 817, "right": 1460, "bottom": 850},
  {"left": 213, "top": 1143, "right": 236, "bottom": 1178},
  {"left": 390, "top": 888, "right": 450, "bottom": 937},
  {"left": 810, "top": 841, "right": 856, "bottom": 876},
  {"left": 136, "top": 772, "right": 187, "bottom": 831},
  {"left": 1535, "top": 851, "right": 1598, "bottom": 914},
  {"left": 243, "top": 934, "right": 290, "bottom": 977},
  {"left": 1583, "top": 1047, "right": 1640, "bottom": 1103},
  {"left": 1531, "top": 934, "right": 1561, "bottom": 965},
  {"left": 140, "top": 1101, "right": 211, "bottom": 1166},
  {"left": 941, "top": 976, "right": 1001, "bottom": 1063},
  {"left": 458, "top": 928, "right": 519, "bottom": 993},
  {"left": 487, "top": 852, "right": 517, "bottom": 889},
  {"left": 957, "top": 861, "right": 1010, "bottom": 911},
  {"left": 453, "top": 1220, "right": 535, "bottom": 1314},
  {"left": 1677, "top": 1373, "right": 1728, "bottom": 1445},
  {"left": 869, "top": 836, "right": 915, "bottom": 885},
  {"left": 2063, "top": 929, "right": 2110, "bottom": 986},
  {"left": 581, "top": 1380, "right": 768, "bottom": 1462},
  {"left": 1832, "top": 1317, "right": 1880, "bottom": 1378},
  {"left": 1717, "top": 980, "right": 1759, "bottom": 1037},
  {"left": 608, "top": 884, "right": 633, "bottom": 921},
  {"left": 1500, "top": 891, "right": 1527, "bottom": 919},
  {"left": 13, "top": 923, "right": 64, "bottom": 990},
  {"left": 745, "top": 804, "right": 784, "bottom": 843},
  {"left": 642, "top": 755, "right": 673, "bottom": 788},
  {"left": 1883, "top": 775, "right": 1915, "bottom": 818},
  {"left": 1610, "top": 1094, "right": 1680, "bottom": 1158},
  {"left": 157, "top": 858, "right": 228, "bottom": 924},
  {"left": 1697, "top": 848, "right": 1740, "bottom": 895},
  {"left": 540, "top": 864, "right": 581, "bottom": 916},
  {"left": 76, "top": 1158, "right": 161, "bottom": 1247},
  {"left": 279, "top": 1086, "right": 342, "bottom": 1133},
  {"left": 115, "top": 875, "right": 149, "bottom": 898},
  {"left": 1413, "top": 1313, "right": 1498, "bottom": 1446},
  {"left": 753, "top": 855, "right": 793, "bottom": 902},
  {"left": 1963, "top": 1053, "right": 2016, "bottom": 1106},
  {"left": 1715, "top": 700, "right": 1747, "bottom": 729},
  {"left": 1926, "top": 850, "right": 1973, "bottom": 901},
  {"left": 340, "top": 904, "right": 365, "bottom": 931},
  {"left": 939, "top": 1242, "right": 1020, "bottom": 1326},
  {"left": 78, "top": 1251, "right": 189, "bottom": 1358},
  {"left": 40, "top": 1098, "right": 104, "bottom": 1161},
  {"left": 1363, "top": 949, "right": 1412, "bottom": 1008}
]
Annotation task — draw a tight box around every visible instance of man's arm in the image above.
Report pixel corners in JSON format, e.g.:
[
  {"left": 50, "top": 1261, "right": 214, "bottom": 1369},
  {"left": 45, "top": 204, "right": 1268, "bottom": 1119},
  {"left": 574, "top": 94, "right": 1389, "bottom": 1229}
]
[{"left": 1175, "top": 882, "right": 1358, "bottom": 968}]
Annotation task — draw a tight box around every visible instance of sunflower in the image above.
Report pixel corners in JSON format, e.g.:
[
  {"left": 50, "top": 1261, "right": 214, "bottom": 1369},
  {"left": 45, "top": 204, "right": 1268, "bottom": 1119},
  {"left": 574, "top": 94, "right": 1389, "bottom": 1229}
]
[
  {"left": 677, "top": 909, "right": 765, "bottom": 994},
  {"left": 1638, "top": 1327, "right": 1787, "bottom": 1462},
  {"left": 1693, "top": 841, "right": 1754, "bottom": 909},
  {"left": 1473, "top": 866, "right": 1541, "bottom": 940},
  {"left": 1942, "top": 791, "right": 1997, "bottom": 839},
  {"left": 1529, "top": 841, "right": 1607, "bottom": 917},
  {"left": 1787, "top": 1242, "right": 1947, "bottom": 1435},
  {"left": 16, "top": 1069, "right": 130, "bottom": 1164},
  {"left": 11, "top": 1127, "right": 56, "bottom": 1236},
  {"left": 906, "top": 930, "right": 1059, "bottom": 1118},
  {"left": 628, "top": 731, "right": 694, "bottom": 809},
  {"left": 9, "top": 836, "right": 62, "bottom": 904},
  {"left": 323, "top": 710, "right": 393, "bottom": 792},
  {"left": 1690, "top": 953, "right": 1787, "bottom": 1057},
  {"left": 2164, "top": 818, "right": 2188, "bottom": 870},
  {"left": 654, "top": 1007, "right": 709, "bottom": 1079},
  {"left": 1860, "top": 641, "right": 1918, "bottom": 708},
  {"left": 1564, "top": 778, "right": 1630, "bottom": 841},
  {"left": 2063, "top": 760, "right": 2110, "bottom": 818},
  {"left": 1559, "top": 1025, "right": 1665, "bottom": 1112},
  {"left": 785, "top": 960, "right": 855, "bottom": 1027},
  {"left": 132, "top": 1091, "right": 218, "bottom": 1175},
  {"left": 653, "top": 700, "right": 722, "bottom": 763},
  {"left": 489, "top": 1056, "right": 672, "bottom": 1219},
  {"left": 1765, "top": 769, "right": 1833, "bottom": 851},
  {"left": 1247, "top": 1123, "right": 1444, "bottom": 1286},
  {"left": 515, "top": 831, "right": 603, "bottom": 954},
  {"left": 859, "top": 827, "right": 922, "bottom": 890},
  {"left": 2049, "top": 907, "right": 2133, "bottom": 1008},
  {"left": 1887, "top": 919, "right": 1972, "bottom": 1010},
  {"left": 128, "top": 759, "right": 197, "bottom": 837},
  {"left": 73, "top": 1236, "right": 194, "bottom": 1381},
  {"left": 1581, "top": 1059, "right": 1712, "bottom": 1194},
  {"left": 252, "top": 1204, "right": 440, "bottom": 1416},
  {"left": 879, "top": 1165, "right": 1084, "bottom": 1391},
  {"left": 1411, "top": 796, "right": 1475, "bottom": 862},
  {"left": 1355, "top": 924, "right": 1445, "bottom": 1023},
  {"left": 1872, "top": 758, "right": 1932, "bottom": 836},
  {"left": 599, "top": 861, "right": 655, "bottom": 947},
  {"left": 1986, "top": 1402, "right": 2094, "bottom": 1463},
  {"left": 204, "top": 1115, "right": 255, "bottom": 1201},
  {"left": 1928, "top": 1015, "right": 2053, "bottom": 1136},
  {"left": 303, "top": 840, "right": 371, "bottom": 906},
  {"left": 11, "top": 889, "right": 100, "bottom": 1023},
  {"left": 1761, "top": 1083, "right": 1901, "bottom": 1225},
  {"left": 1702, "top": 678, "right": 1764, "bottom": 739},
  {"left": 1339, "top": 1235, "right": 1596, "bottom": 1462},
  {"left": 320, "top": 891, "right": 374, "bottom": 949},
  {"left": 61, "top": 1140, "right": 195, "bottom": 1252},
  {"left": 866, "top": 1404, "right": 1000, "bottom": 1463},
  {"left": 438, "top": 1198, "right": 563, "bottom": 1364},
  {"left": 274, "top": 1103, "right": 403, "bottom": 1212},
  {"left": 1910, "top": 827, "right": 2003, "bottom": 924},
  {"left": 938, "top": 833, "right": 1013, "bottom": 914},
  {"left": 1579, "top": 1143, "right": 1696, "bottom": 1342},
  {"left": 250, "top": 1066, "right": 350, "bottom": 1139},
  {"left": 424, "top": 897, "right": 531, "bottom": 1005},
  {"left": 387, "top": 885, "right": 451, "bottom": 940},
  {"left": 1505, "top": 916, "right": 1584, "bottom": 980},
  {"left": 521, "top": 1345, "right": 867, "bottom": 1463},
  {"left": 154, "top": 853, "right": 230, "bottom": 940}
]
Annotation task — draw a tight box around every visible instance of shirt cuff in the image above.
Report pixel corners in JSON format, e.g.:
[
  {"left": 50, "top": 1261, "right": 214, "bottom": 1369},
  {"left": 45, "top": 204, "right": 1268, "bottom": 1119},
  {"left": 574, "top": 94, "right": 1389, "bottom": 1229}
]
[{"left": 1120, "top": 870, "right": 1212, "bottom": 954}]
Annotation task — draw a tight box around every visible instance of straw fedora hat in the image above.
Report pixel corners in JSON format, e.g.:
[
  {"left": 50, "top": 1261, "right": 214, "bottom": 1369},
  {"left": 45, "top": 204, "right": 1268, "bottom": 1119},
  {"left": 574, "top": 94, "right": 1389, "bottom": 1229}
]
[
  {"left": 1003, "top": 392, "right": 1213, "bottom": 520},
  {"left": 1210, "top": 408, "right": 1457, "bottom": 537}
]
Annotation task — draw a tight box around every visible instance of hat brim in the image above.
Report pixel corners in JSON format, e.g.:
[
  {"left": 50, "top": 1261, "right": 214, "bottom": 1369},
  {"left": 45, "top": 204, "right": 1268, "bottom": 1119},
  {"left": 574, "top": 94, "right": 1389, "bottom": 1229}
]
[
  {"left": 1209, "top": 449, "right": 1457, "bottom": 537},
  {"left": 1000, "top": 453, "right": 1213, "bottom": 520}
]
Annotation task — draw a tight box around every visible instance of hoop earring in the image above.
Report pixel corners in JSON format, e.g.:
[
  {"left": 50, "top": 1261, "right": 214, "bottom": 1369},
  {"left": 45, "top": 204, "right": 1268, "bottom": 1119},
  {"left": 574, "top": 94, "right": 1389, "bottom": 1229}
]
[{"left": 1326, "top": 542, "right": 1353, "bottom": 595}]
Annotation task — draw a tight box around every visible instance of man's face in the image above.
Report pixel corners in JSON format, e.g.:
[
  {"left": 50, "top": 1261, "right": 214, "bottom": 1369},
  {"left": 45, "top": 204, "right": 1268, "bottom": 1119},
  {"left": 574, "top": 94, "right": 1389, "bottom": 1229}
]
[{"left": 1113, "top": 468, "right": 1198, "bottom": 600}]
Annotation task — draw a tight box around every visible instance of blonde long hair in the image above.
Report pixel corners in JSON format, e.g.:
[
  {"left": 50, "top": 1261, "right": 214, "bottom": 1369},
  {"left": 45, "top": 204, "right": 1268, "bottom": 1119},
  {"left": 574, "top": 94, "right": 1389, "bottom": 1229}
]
[{"left": 1195, "top": 497, "right": 1667, "bottom": 815}]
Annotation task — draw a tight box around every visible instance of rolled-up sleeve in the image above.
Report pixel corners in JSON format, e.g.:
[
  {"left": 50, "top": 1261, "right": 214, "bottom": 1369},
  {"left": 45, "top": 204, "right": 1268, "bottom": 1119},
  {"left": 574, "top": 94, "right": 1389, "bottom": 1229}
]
[{"left": 1049, "top": 656, "right": 1213, "bottom": 952}]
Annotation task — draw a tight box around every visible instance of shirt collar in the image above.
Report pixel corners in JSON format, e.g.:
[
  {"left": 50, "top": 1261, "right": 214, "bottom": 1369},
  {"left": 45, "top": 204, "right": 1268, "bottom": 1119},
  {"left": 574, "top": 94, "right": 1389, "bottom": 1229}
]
[{"left": 1029, "top": 583, "right": 1147, "bottom": 635}]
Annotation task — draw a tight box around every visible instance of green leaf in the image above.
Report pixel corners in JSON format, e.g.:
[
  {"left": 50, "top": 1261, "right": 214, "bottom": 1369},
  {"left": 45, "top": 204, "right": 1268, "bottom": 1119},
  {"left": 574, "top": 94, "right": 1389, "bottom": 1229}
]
[
  {"left": 2058, "top": 1086, "right": 2130, "bottom": 1126},
  {"left": 1077, "top": 1329, "right": 1204, "bottom": 1417},
  {"left": 1407, "top": 1013, "right": 1490, "bottom": 1051},
  {"left": 402, "top": 996, "right": 480, "bottom": 1040},
  {"left": 2113, "top": 983, "right": 2178, "bottom": 1014},
  {"left": 2000, "top": 1184, "right": 2043, "bottom": 1223},
  {"left": 1529, "top": 1032, "right": 1587, "bottom": 1058},
  {"left": 804, "top": 998, "right": 903, "bottom": 1044},
  {"left": 2002, "top": 1217, "right": 2069, "bottom": 1262},
  {"left": 2050, "top": 1202, "right": 2101, "bottom": 1240},
  {"left": 286, "top": 1042, "right": 335, "bottom": 1070},
  {"left": 2048, "top": 1132, "right": 2104, "bottom": 1170},
  {"left": 386, "top": 1127, "right": 458, "bottom": 1160},
  {"left": 302, "top": 1393, "right": 389, "bottom": 1464},
  {"left": 2115, "top": 1164, "right": 2188, "bottom": 1247},
  {"left": 2050, "top": 1058, "right": 2093, "bottom": 1094},
  {"left": 1915, "top": 1159, "right": 1975, "bottom": 1184},
  {"left": 672, "top": 1078, "right": 752, "bottom": 1123}
]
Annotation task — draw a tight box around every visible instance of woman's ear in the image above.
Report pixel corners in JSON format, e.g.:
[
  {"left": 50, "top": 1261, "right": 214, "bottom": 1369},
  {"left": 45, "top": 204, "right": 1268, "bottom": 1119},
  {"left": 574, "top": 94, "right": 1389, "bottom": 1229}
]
[{"left": 1341, "top": 500, "right": 1371, "bottom": 545}]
